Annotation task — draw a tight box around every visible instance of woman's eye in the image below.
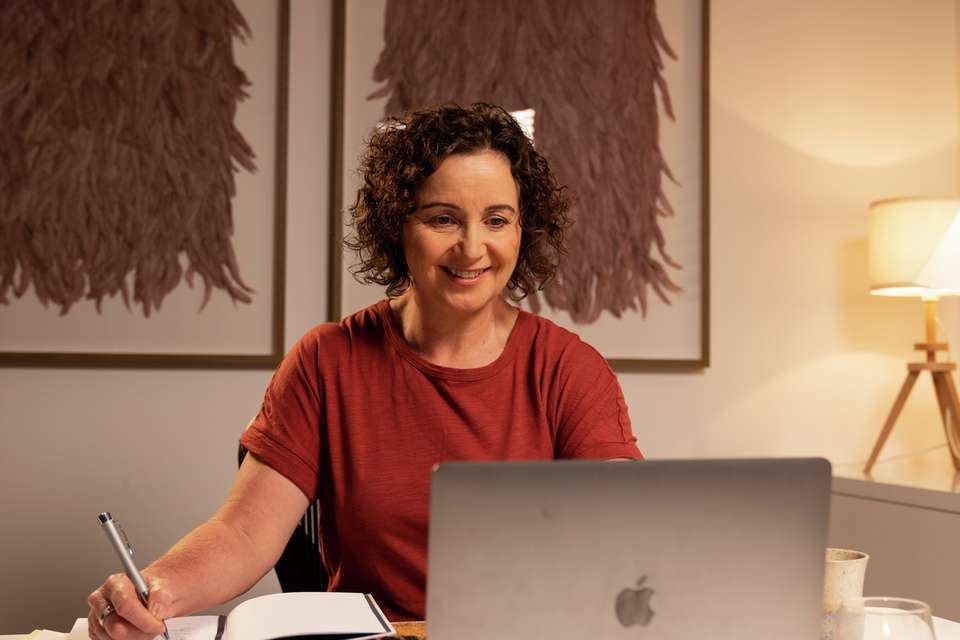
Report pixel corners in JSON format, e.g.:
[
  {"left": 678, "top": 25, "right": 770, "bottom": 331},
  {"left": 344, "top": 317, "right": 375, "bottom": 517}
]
[
  {"left": 431, "top": 215, "right": 455, "bottom": 226},
  {"left": 488, "top": 217, "right": 508, "bottom": 228}
]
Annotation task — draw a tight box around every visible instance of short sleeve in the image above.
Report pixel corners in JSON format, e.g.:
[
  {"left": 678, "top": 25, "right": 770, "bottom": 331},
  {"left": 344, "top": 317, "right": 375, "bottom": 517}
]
[
  {"left": 551, "top": 339, "right": 642, "bottom": 460},
  {"left": 240, "top": 332, "right": 324, "bottom": 502}
]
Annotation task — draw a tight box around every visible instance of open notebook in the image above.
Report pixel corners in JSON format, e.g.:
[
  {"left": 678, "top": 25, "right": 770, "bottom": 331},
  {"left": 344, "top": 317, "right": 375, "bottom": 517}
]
[{"left": 65, "top": 592, "right": 394, "bottom": 640}]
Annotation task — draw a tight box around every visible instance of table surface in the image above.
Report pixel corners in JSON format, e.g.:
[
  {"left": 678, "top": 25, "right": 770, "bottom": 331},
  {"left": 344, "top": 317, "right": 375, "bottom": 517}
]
[
  {"left": 392, "top": 621, "right": 425, "bottom": 639},
  {"left": 6, "top": 616, "right": 960, "bottom": 639}
]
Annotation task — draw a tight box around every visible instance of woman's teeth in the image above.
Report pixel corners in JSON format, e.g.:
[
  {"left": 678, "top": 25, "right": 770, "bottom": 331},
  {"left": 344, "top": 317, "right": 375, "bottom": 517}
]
[{"left": 447, "top": 267, "right": 484, "bottom": 279}]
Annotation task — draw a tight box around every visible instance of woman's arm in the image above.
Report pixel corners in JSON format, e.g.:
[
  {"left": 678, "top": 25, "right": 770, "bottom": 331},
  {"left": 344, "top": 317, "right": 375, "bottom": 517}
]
[{"left": 87, "top": 455, "right": 309, "bottom": 640}]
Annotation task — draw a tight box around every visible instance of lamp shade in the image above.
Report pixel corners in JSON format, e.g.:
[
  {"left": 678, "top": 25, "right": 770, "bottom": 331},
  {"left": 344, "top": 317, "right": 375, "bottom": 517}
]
[{"left": 868, "top": 197, "right": 960, "bottom": 298}]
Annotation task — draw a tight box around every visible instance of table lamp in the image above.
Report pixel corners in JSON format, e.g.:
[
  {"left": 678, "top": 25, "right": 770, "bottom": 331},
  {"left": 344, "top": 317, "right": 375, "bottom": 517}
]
[{"left": 864, "top": 197, "right": 960, "bottom": 473}]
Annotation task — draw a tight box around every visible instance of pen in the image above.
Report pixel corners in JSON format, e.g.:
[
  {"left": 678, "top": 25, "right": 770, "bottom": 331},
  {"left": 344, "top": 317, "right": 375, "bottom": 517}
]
[{"left": 98, "top": 512, "right": 170, "bottom": 640}]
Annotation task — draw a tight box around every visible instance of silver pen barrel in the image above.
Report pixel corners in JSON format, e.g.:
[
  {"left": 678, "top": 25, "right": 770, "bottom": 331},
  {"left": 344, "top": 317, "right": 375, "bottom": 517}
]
[
  {"left": 98, "top": 512, "right": 169, "bottom": 640},
  {"left": 98, "top": 513, "right": 150, "bottom": 600}
]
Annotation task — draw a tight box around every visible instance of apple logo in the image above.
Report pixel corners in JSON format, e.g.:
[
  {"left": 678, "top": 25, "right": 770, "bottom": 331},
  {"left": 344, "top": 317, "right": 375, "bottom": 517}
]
[{"left": 615, "top": 575, "right": 655, "bottom": 627}]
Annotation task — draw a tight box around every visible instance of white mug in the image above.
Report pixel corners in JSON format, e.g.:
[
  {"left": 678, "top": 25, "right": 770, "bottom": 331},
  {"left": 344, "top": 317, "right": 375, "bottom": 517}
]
[{"left": 822, "top": 548, "right": 870, "bottom": 640}]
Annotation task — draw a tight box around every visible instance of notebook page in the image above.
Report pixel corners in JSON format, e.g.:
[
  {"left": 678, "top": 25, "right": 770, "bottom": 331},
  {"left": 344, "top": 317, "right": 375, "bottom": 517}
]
[
  {"left": 223, "top": 592, "right": 393, "bottom": 640},
  {"left": 64, "top": 618, "right": 88, "bottom": 640},
  {"left": 24, "top": 630, "right": 68, "bottom": 640},
  {"left": 64, "top": 615, "right": 222, "bottom": 640}
]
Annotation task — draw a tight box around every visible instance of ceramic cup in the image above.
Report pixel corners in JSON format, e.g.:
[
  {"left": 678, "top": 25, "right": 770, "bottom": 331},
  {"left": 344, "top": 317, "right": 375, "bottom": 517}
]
[{"left": 821, "top": 548, "right": 870, "bottom": 640}]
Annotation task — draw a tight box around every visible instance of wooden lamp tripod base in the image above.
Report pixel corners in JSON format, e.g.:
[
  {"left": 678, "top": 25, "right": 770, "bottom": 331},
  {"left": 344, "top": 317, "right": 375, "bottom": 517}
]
[{"left": 864, "top": 299, "right": 960, "bottom": 474}]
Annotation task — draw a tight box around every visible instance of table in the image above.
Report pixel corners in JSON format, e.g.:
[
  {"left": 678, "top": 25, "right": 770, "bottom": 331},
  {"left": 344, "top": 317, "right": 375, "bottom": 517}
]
[
  {"left": 392, "top": 621, "right": 425, "bottom": 639},
  {"left": 7, "top": 616, "right": 960, "bottom": 639},
  {"left": 398, "top": 617, "right": 960, "bottom": 639}
]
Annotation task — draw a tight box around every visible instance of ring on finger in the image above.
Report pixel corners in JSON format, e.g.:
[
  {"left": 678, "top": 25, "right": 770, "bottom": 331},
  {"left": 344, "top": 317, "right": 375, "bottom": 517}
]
[{"left": 98, "top": 602, "right": 116, "bottom": 625}]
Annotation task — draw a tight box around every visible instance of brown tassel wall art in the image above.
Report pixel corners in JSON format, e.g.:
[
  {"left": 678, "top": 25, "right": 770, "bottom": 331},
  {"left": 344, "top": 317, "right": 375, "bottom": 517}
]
[
  {"left": 371, "top": 0, "right": 682, "bottom": 324},
  {"left": 0, "top": 0, "right": 256, "bottom": 317}
]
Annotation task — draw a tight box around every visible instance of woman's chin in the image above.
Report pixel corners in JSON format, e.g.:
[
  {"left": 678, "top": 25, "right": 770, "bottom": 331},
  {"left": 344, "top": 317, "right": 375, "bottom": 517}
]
[{"left": 435, "top": 290, "right": 500, "bottom": 316}]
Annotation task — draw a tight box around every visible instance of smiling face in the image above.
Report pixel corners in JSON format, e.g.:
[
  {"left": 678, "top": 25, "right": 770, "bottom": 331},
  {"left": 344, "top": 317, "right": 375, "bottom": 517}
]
[{"left": 401, "top": 149, "right": 522, "bottom": 317}]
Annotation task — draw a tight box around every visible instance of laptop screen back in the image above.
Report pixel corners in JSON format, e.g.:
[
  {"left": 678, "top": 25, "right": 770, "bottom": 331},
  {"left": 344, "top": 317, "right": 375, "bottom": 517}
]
[{"left": 426, "top": 458, "right": 830, "bottom": 640}]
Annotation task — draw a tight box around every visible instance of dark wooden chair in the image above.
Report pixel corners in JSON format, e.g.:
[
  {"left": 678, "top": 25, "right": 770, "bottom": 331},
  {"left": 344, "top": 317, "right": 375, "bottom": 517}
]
[{"left": 237, "top": 443, "right": 328, "bottom": 591}]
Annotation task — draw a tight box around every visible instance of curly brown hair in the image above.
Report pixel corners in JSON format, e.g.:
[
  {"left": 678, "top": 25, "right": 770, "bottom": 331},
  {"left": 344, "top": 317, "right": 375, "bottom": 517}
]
[{"left": 345, "top": 102, "right": 571, "bottom": 300}]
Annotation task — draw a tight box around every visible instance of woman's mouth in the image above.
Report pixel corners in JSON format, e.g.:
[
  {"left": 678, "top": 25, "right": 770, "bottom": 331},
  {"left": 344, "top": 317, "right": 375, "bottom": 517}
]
[{"left": 442, "top": 266, "right": 489, "bottom": 281}]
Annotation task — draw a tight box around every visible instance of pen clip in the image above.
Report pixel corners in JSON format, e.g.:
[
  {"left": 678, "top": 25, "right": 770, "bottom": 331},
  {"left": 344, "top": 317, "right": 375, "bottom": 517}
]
[{"left": 115, "top": 520, "right": 135, "bottom": 557}]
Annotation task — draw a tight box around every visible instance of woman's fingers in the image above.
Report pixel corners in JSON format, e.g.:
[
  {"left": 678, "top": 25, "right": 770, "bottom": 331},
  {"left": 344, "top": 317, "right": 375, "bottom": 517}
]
[
  {"left": 141, "top": 573, "right": 175, "bottom": 622},
  {"left": 87, "top": 574, "right": 166, "bottom": 640},
  {"left": 108, "top": 583, "right": 165, "bottom": 634},
  {"left": 87, "top": 589, "right": 111, "bottom": 640},
  {"left": 102, "top": 610, "right": 160, "bottom": 640},
  {"left": 87, "top": 609, "right": 108, "bottom": 640}
]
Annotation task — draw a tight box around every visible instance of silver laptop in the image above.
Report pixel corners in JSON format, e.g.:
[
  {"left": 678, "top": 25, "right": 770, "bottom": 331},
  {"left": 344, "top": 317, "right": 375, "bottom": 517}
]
[{"left": 426, "top": 458, "right": 831, "bottom": 640}]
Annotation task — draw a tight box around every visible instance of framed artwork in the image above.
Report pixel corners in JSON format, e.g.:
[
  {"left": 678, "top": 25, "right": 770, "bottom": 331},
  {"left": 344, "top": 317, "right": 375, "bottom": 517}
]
[
  {"left": 0, "top": 0, "right": 289, "bottom": 369},
  {"left": 329, "top": 0, "right": 709, "bottom": 370}
]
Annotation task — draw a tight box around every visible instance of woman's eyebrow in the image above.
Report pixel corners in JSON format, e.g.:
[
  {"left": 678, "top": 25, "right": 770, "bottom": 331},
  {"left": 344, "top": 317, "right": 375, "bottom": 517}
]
[
  {"left": 418, "top": 201, "right": 517, "bottom": 215},
  {"left": 418, "top": 201, "right": 461, "bottom": 211}
]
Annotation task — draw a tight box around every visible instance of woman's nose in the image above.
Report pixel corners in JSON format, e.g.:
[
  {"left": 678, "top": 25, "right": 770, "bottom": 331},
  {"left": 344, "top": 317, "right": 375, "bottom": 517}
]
[{"left": 458, "top": 225, "right": 486, "bottom": 260}]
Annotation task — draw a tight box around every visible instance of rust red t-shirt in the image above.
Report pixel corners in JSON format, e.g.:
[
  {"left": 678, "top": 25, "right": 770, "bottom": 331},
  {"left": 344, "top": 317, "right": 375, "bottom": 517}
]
[{"left": 240, "top": 300, "right": 641, "bottom": 620}]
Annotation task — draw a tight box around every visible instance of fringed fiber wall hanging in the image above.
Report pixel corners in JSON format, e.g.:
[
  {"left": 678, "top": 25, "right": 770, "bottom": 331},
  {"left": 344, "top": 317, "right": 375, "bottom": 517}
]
[
  {"left": 371, "top": 0, "right": 681, "bottom": 324},
  {"left": 0, "top": 0, "right": 256, "bottom": 317}
]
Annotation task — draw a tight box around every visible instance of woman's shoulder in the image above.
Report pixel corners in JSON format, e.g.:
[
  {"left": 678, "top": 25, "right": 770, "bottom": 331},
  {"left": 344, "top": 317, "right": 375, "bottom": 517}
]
[
  {"left": 292, "top": 300, "right": 390, "bottom": 358},
  {"left": 517, "top": 308, "right": 607, "bottom": 368}
]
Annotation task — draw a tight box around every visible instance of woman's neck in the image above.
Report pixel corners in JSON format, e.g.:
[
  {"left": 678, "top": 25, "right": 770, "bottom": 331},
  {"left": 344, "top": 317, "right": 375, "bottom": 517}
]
[{"left": 389, "top": 292, "right": 518, "bottom": 368}]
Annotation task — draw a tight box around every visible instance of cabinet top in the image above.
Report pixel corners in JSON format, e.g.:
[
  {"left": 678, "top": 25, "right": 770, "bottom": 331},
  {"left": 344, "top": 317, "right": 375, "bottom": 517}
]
[{"left": 832, "top": 447, "right": 960, "bottom": 513}]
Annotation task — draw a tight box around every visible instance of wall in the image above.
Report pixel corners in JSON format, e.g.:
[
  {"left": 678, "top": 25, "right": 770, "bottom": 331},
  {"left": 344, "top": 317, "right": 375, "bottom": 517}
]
[
  {"left": 0, "top": 0, "right": 331, "bottom": 631},
  {"left": 626, "top": 0, "right": 960, "bottom": 464},
  {"left": 1, "top": 0, "right": 958, "bottom": 632}
]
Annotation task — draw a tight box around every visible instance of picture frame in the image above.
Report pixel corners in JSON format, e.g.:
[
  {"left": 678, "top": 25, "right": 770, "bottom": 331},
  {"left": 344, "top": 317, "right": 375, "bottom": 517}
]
[
  {"left": 328, "top": 0, "right": 709, "bottom": 371},
  {"left": 0, "top": 0, "right": 289, "bottom": 369}
]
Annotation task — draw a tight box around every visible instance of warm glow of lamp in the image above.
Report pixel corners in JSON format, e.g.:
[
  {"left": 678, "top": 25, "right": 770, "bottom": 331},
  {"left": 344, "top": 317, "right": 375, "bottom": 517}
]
[
  {"left": 864, "top": 197, "right": 960, "bottom": 474},
  {"left": 869, "top": 197, "right": 960, "bottom": 299}
]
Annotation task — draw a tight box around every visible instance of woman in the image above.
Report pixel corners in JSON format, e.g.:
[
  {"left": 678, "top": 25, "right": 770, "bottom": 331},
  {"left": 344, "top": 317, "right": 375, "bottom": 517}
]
[{"left": 86, "top": 103, "right": 641, "bottom": 638}]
